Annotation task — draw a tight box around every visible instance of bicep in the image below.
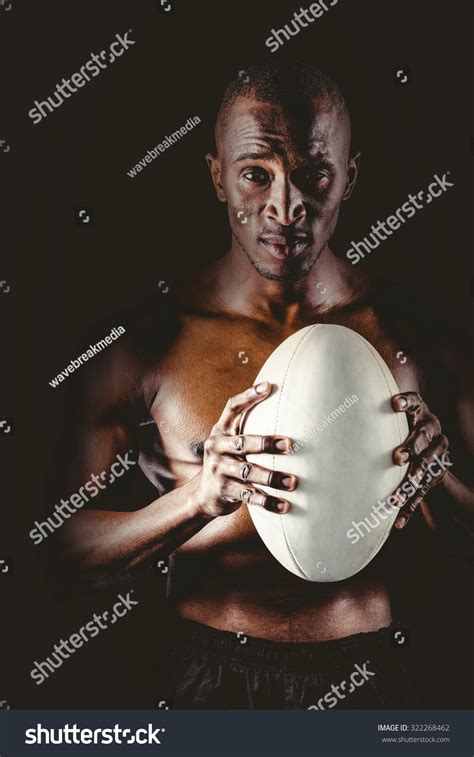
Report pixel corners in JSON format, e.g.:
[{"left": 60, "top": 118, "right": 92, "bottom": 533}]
[{"left": 51, "top": 347, "right": 143, "bottom": 507}]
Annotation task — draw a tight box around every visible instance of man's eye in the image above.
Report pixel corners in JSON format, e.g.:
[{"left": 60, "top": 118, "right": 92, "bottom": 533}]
[
  {"left": 295, "top": 168, "right": 331, "bottom": 193},
  {"left": 305, "top": 169, "right": 329, "bottom": 183},
  {"left": 242, "top": 168, "right": 269, "bottom": 185}
]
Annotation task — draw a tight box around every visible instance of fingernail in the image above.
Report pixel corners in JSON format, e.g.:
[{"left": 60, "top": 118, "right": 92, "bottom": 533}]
[
  {"left": 276, "top": 501, "right": 289, "bottom": 513},
  {"left": 398, "top": 397, "right": 408, "bottom": 409},
  {"left": 398, "top": 449, "right": 409, "bottom": 463},
  {"left": 275, "top": 439, "right": 290, "bottom": 452},
  {"left": 282, "top": 476, "right": 295, "bottom": 489},
  {"left": 256, "top": 382, "right": 270, "bottom": 394},
  {"left": 395, "top": 516, "right": 407, "bottom": 528}
]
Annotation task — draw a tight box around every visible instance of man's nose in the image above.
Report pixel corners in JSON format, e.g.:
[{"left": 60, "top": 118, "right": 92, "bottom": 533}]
[{"left": 264, "top": 175, "right": 306, "bottom": 225}]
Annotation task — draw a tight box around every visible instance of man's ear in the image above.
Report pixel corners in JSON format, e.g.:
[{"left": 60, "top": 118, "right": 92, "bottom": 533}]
[
  {"left": 342, "top": 151, "right": 361, "bottom": 200},
  {"left": 206, "top": 152, "right": 226, "bottom": 203}
]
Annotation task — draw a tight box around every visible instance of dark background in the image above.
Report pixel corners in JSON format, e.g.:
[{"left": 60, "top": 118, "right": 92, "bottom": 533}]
[{"left": 0, "top": 0, "right": 472, "bottom": 709}]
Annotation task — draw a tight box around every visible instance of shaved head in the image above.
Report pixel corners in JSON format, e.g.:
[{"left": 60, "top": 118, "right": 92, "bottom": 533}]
[{"left": 216, "top": 61, "right": 349, "bottom": 154}]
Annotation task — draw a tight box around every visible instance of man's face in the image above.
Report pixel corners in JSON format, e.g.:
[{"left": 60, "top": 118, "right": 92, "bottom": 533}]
[{"left": 207, "top": 95, "right": 359, "bottom": 282}]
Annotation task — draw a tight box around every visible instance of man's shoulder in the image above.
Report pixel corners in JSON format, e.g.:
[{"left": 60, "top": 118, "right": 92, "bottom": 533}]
[
  {"left": 369, "top": 278, "right": 473, "bottom": 390},
  {"left": 71, "top": 294, "right": 182, "bottom": 411}
]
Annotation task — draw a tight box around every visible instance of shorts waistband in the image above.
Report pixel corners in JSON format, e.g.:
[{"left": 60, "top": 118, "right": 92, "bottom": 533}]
[{"left": 165, "top": 617, "right": 396, "bottom": 673}]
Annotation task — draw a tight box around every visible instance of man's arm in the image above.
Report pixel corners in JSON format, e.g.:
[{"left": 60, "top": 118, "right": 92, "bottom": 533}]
[
  {"left": 390, "top": 325, "right": 474, "bottom": 539},
  {"left": 52, "top": 342, "right": 213, "bottom": 590},
  {"left": 54, "top": 358, "right": 295, "bottom": 590}
]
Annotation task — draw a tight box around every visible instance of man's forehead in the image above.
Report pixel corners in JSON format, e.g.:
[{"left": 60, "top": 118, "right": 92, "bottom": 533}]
[{"left": 218, "top": 95, "right": 348, "bottom": 160}]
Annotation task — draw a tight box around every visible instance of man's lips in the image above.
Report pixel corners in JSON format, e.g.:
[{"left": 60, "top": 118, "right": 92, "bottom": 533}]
[{"left": 259, "top": 235, "right": 310, "bottom": 260}]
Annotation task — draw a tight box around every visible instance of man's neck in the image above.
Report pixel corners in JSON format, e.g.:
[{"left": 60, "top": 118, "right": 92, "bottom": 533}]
[{"left": 206, "top": 245, "right": 362, "bottom": 326}]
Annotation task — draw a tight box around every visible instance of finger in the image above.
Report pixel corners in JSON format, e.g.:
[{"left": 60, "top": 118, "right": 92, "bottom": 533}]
[
  {"left": 391, "top": 469, "right": 428, "bottom": 526},
  {"left": 394, "top": 436, "right": 449, "bottom": 528},
  {"left": 219, "top": 456, "right": 297, "bottom": 491},
  {"left": 408, "top": 435, "right": 449, "bottom": 484},
  {"left": 394, "top": 478, "right": 431, "bottom": 529},
  {"left": 221, "top": 479, "right": 290, "bottom": 514},
  {"left": 212, "top": 434, "right": 293, "bottom": 456},
  {"left": 393, "top": 414, "right": 442, "bottom": 465},
  {"left": 392, "top": 391, "right": 426, "bottom": 422},
  {"left": 215, "top": 382, "right": 272, "bottom": 434}
]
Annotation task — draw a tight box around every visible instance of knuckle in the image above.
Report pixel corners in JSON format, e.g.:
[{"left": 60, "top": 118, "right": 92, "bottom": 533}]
[
  {"left": 232, "top": 434, "right": 245, "bottom": 452},
  {"left": 413, "top": 467, "right": 424, "bottom": 483},
  {"left": 255, "top": 492, "right": 268, "bottom": 507},
  {"left": 241, "top": 462, "right": 252, "bottom": 480},
  {"left": 422, "top": 447, "right": 433, "bottom": 463},
  {"left": 261, "top": 436, "right": 273, "bottom": 453},
  {"left": 418, "top": 457, "right": 429, "bottom": 474},
  {"left": 267, "top": 470, "right": 277, "bottom": 486},
  {"left": 440, "top": 434, "right": 449, "bottom": 449},
  {"left": 422, "top": 416, "right": 433, "bottom": 432},
  {"left": 204, "top": 438, "right": 214, "bottom": 455},
  {"left": 423, "top": 415, "right": 438, "bottom": 436},
  {"left": 421, "top": 447, "right": 433, "bottom": 470},
  {"left": 403, "top": 392, "right": 415, "bottom": 407},
  {"left": 239, "top": 487, "right": 254, "bottom": 505},
  {"left": 414, "top": 436, "right": 428, "bottom": 454},
  {"left": 218, "top": 477, "right": 229, "bottom": 496}
]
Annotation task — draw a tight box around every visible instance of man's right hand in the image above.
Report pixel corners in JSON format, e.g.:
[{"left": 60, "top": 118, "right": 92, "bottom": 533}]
[{"left": 193, "top": 381, "right": 297, "bottom": 518}]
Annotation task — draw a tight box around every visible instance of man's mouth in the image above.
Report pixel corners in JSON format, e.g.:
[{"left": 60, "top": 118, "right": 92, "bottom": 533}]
[{"left": 259, "top": 235, "right": 311, "bottom": 260}]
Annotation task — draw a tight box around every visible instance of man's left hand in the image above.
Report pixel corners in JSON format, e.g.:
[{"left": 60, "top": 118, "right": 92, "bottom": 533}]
[{"left": 391, "top": 391, "right": 452, "bottom": 529}]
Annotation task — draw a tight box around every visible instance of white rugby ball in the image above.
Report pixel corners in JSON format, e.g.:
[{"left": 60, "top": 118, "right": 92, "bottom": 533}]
[{"left": 242, "top": 325, "right": 409, "bottom": 582}]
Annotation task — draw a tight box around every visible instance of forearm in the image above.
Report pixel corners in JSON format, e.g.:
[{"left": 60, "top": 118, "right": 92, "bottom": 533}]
[
  {"left": 422, "top": 472, "right": 474, "bottom": 540},
  {"left": 441, "top": 471, "right": 474, "bottom": 515},
  {"left": 58, "top": 475, "right": 214, "bottom": 587}
]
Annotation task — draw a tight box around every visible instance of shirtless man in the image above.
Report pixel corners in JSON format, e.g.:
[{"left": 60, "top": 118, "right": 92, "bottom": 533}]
[{"left": 56, "top": 62, "right": 473, "bottom": 709}]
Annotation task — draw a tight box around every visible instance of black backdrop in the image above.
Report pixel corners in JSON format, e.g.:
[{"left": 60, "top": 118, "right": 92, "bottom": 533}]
[{"left": 0, "top": 0, "right": 472, "bottom": 709}]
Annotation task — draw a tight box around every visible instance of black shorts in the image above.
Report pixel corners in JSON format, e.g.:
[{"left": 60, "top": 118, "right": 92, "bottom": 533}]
[{"left": 156, "top": 617, "right": 420, "bottom": 709}]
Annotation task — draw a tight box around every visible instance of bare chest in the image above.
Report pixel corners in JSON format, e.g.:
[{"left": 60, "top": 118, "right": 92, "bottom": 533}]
[{"left": 149, "top": 309, "right": 420, "bottom": 486}]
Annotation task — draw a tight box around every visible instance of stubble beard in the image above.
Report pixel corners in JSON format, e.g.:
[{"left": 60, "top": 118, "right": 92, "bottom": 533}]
[{"left": 233, "top": 230, "right": 324, "bottom": 283}]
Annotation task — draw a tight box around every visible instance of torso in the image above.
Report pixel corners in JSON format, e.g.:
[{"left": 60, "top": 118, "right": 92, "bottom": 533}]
[{"left": 144, "top": 292, "right": 421, "bottom": 641}]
